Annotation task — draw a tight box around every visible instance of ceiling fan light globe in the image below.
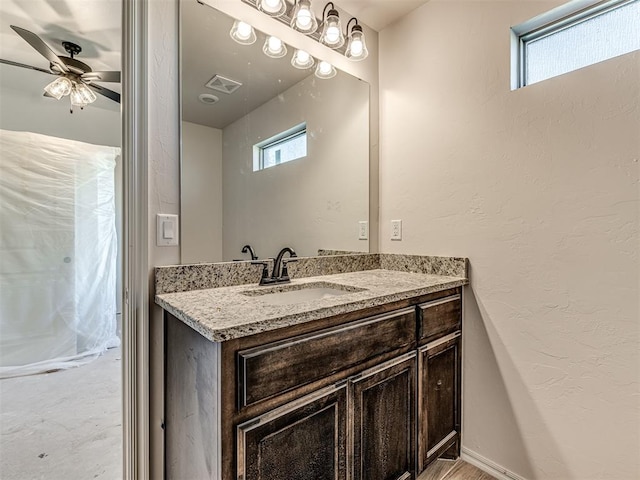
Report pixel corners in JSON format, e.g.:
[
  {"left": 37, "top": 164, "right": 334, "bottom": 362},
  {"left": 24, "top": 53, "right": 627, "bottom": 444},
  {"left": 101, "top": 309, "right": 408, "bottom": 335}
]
[
  {"left": 70, "top": 82, "right": 97, "bottom": 106},
  {"left": 44, "top": 76, "right": 72, "bottom": 100}
]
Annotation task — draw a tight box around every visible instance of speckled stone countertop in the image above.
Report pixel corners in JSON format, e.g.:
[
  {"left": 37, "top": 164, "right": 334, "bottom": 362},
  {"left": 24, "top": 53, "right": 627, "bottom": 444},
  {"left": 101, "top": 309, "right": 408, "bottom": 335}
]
[{"left": 156, "top": 268, "right": 467, "bottom": 343}]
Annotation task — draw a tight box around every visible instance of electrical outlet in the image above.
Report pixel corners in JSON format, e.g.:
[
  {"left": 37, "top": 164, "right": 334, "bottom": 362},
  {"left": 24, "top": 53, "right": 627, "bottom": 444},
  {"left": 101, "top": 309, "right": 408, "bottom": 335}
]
[
  {"left": 358, "top": 221, "right": 369, "bottom": 240},
  {"left": 391, "top": 220, "right": 402, "bottom": 241}
]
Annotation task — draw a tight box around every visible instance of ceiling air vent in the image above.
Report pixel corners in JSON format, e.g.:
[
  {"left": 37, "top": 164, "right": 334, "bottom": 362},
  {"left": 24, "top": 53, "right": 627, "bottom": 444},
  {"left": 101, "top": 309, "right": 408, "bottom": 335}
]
[{"left": 205, "top": 74, "right": 242, "bottom": 94}]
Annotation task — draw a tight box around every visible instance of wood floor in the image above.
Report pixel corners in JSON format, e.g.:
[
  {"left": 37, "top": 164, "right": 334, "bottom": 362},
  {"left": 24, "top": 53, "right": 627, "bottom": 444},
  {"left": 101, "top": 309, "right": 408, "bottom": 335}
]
[{"left": 418, "top": 458, "right": 497, "bottom": 480}]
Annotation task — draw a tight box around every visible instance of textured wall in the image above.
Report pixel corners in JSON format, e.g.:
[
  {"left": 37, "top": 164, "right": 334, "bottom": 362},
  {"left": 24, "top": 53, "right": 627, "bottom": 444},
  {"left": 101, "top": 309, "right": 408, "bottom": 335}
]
[
  {"left": 379, "top": 1, "right": 639, "bottom": 479},
  {"left": 148, "top": 1, "right": 181, "bottom": 477},
  {"left": 181, "top": 121, "right": 223, "bottom": 264}
]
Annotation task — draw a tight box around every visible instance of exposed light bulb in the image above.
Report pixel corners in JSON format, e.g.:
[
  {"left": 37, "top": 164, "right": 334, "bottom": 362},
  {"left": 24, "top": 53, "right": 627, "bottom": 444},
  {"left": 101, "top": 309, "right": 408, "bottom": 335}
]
[
  {"left": 291, "top": 0, "right": 318, "bottom": 34},
  {"left": 315, "top": 60, "right": 336, "bottom": 79},
  {"left": 44, "top": 76, "right": 72, "bottom": 100},
  {"left": 320, "top": 8, "right": 344, "bottom": 48},
  {"left": 297, "top": 10, "right": 312, "bottom": 27},
  {"left": 350, "top": 38, "right": 363, "bottom": 56},
  {"left": 236, "top": 22, "right": 252, "bottom": 39},
  {"left": 230, "top": 20, "right": 257, "bottom": 45},
  {"left": 263, "top": 35, "right": 288, "bottom": 58},
  {"left": 291, "top": 49, "right": 315, "bottom": 69},
  {"left": 345, "top": 24, "right": 368, "bottom": 61},
  {"left": 258, "top": 0, "right": 286, "bottom": 17},
  {"left": 269, "top": 36, "right": 282, "bottom": 51},
  {"left": 319, "top": 62, "right": 332, "bottom": 75},
  {"left": 326, "top": 25, "right": 340, "bottom": 44}
]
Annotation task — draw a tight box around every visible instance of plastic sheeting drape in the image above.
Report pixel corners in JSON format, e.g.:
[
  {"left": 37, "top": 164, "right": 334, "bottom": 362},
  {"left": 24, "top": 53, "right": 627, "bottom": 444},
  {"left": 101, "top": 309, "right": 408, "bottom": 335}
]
[{"left": 0, "top": 129, "right": 120, "bottom": 378}]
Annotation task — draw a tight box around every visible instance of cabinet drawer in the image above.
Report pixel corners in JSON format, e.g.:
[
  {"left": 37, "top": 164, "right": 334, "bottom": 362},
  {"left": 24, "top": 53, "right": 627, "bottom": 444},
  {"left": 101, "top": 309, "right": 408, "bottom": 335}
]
[
  {"left": 237, "top": 307, "right": 416, "bottom": 408},
  {"left": 418, "top": 294, "right": 461, "bottom": 344}
]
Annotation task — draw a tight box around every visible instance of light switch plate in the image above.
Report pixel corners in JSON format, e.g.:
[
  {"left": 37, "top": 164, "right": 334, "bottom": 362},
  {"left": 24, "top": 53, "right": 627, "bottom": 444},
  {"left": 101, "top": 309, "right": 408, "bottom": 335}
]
[
  {"left": 358, "top": 221, "right": 369, "bottom": 240},
  {"left": 391, "top": 220, "right": 402, "bottom": 241},
  {"left": 157, "top": 214, "right": 179, "bottom": 246}
]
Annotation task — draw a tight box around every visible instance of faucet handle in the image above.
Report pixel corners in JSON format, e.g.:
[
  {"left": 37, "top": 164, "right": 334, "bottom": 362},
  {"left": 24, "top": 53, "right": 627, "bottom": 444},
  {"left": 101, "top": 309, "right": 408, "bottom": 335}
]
[
  {"left": 280, "top": 258, "right": 298, "bottom": 280},
  {"left": 252, "top": 259, "right": 276, "bottom": 285}
]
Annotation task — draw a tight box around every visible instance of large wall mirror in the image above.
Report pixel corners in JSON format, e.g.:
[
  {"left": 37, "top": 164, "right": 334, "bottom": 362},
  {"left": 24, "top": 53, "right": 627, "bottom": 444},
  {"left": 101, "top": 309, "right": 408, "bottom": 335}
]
[{"left": 180, "top": 0, "right": 370, "bottom": 263}]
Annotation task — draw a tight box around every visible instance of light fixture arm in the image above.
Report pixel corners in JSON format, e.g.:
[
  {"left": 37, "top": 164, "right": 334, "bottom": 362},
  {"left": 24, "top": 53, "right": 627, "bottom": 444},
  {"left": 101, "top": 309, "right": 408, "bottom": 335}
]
[
  {"left": 346, "top": 17, "right": 358, "bottom": 34},
  {"left": 322, "top": 2, "right": 335, "bottom": 20}
]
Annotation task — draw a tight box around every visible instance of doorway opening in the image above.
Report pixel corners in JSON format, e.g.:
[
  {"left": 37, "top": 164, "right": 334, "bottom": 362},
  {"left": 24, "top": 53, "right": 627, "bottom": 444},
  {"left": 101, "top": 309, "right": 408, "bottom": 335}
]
[{"left": 0, "top": 2, "right": 124, "bottom": 477}]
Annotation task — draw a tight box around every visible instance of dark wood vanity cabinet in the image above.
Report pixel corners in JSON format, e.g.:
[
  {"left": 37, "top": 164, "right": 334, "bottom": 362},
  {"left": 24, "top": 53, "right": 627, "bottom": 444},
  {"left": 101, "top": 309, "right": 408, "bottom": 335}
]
[
  {"left": 237, "top": 384, "right": 348, "bottom": 480},
  {"left": 352, "top": 353, "right": 417, "bottom": 480},
  {"left": 164, "top": 287, "right": 463, "bottom": 480},
  {"left": 418, "top": 333, "right": 462, "bottom": 470},
  {"left": 416, "top": 293, "right": 463, "bottom": 471}
]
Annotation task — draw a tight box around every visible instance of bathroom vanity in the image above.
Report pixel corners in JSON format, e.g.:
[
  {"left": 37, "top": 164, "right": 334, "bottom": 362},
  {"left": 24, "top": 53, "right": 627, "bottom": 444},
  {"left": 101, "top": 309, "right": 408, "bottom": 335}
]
[{"left": 156, "top": 255, "right": 466, "bottom": 480}]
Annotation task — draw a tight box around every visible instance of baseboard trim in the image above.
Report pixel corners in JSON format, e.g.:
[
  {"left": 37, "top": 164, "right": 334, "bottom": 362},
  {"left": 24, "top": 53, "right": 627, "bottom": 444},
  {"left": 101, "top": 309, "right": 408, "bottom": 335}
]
[{"left": 461, "top": 447, "right": 528, "bottom": 480}]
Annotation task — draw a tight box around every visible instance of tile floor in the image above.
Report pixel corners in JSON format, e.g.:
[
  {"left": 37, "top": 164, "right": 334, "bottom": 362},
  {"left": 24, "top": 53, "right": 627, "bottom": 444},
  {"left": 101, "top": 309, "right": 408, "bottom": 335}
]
[{"left": 0, "top": 348, "right": 122, "bottom": 479}]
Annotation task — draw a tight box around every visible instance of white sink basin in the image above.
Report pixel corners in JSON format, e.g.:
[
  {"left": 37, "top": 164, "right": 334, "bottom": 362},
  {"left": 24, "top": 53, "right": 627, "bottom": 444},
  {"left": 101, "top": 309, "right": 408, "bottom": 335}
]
[{"left": 242, "top": 282, "right": 365, "bottom": 305}]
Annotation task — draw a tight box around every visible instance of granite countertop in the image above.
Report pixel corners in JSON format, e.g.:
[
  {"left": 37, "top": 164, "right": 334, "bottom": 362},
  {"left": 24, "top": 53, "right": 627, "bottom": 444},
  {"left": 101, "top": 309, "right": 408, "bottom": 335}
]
[{"left": 155, "top": 269, "right": 468, "bottom": 343}]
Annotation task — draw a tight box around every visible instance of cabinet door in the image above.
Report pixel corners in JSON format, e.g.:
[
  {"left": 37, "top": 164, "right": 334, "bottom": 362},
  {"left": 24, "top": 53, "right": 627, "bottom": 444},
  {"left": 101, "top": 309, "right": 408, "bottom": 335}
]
[
  {"left": 418, "top": 332, "right": 461, "bottom": 472},
  {"left": 237, "top": 384, "right": 347, "bottom": 480},
  {"left": 351, "top": 352, "right": 417, "bottom": 480}
]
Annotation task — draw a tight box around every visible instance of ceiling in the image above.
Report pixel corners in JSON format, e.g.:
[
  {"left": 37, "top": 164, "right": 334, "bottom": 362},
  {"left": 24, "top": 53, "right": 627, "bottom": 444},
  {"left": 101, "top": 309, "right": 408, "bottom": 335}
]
[{"left": 338, "top": 0, "right": 429, "bottom": 31}]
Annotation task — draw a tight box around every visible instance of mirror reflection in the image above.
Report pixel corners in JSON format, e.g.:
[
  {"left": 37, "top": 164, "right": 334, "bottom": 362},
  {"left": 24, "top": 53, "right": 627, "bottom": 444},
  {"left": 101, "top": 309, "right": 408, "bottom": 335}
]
[{"left": 180, "top": 0, "right": 369, "bottom": 263}]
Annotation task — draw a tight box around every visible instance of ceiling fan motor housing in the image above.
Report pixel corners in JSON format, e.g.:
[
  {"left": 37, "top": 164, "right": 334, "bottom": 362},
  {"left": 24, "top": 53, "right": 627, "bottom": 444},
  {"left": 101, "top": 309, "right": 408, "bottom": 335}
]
[{"left": 51, "top": 56, "right": 92, "bottom": 76}]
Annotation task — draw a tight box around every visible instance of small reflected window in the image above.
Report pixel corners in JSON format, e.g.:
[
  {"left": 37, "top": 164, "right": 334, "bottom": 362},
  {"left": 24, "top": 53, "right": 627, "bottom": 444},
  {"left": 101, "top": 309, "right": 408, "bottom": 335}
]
[
  {"left": 254, "top": 123, "right": 307, "bottom": 171},
  {"left": 512, "top": 0, "right": 640, "bottom": 88}
]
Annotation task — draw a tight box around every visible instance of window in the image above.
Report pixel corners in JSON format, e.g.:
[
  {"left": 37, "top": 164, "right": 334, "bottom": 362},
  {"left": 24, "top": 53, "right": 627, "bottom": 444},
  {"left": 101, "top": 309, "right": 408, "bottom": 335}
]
[
  {"left": 512, "top": 0, "right": 640, "bottom": 88},
  {"left": 253, "top": 123, "right": 307, "bottom": 171}
]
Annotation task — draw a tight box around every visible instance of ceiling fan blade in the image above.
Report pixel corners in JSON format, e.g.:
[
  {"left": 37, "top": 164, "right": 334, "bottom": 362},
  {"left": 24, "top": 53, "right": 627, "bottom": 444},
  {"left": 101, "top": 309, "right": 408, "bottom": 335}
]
[
  {"left": 87, "top": 83, "right": 120, "bottom": 104},
  {"left": 0, "top": 58, "right": 54, "bottom": 75},
  {"left": 82, "top": 71, "right": 121, "bottom": 83},
  {"left": 10, "top": 25, "right": 69, "bottom": 73}
]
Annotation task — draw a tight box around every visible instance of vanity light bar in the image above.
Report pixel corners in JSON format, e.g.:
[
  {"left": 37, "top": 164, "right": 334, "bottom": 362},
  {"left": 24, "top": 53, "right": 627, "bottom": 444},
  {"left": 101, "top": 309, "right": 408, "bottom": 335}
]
[
  {"left": 240, "top": 0, "right": 368, "bottom": 60},
  {"left": 229, "top": 19, "right": 337, "bottom": 79}
]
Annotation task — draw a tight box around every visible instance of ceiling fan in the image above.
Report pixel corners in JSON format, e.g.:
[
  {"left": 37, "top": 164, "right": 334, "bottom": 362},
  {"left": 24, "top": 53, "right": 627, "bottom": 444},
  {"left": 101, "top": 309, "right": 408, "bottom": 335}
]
[{"left": 0, "top": 25, "right": 121, "bottom": 112}]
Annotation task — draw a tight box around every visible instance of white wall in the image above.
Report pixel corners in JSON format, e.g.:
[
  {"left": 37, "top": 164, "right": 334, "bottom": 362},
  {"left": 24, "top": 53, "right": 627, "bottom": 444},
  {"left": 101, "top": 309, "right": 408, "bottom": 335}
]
[
  {"left": 222, "top": 72, "right": 369, "bottom": 259},
  {"left": 181, "top": 121, "right": 223, "bottom": 263},
  {"left": 147, "top": 1, "right": 182, "bottom": 476},
  {"left": 379, "top": 2, "right": 639, "bottom": 479}
]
